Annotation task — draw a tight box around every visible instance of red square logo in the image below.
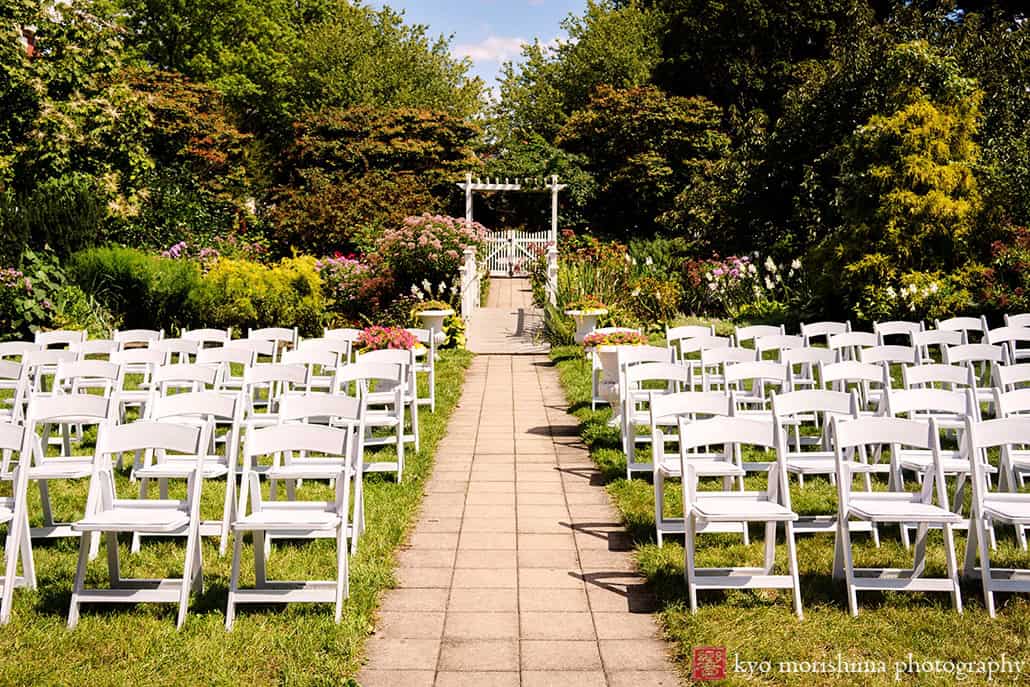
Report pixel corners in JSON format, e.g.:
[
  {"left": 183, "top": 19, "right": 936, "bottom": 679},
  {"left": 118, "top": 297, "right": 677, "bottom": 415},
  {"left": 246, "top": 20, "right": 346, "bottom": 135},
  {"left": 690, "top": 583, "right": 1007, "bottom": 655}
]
[{"left": 692, "top": 646, "right": 727, "bottom": 681}]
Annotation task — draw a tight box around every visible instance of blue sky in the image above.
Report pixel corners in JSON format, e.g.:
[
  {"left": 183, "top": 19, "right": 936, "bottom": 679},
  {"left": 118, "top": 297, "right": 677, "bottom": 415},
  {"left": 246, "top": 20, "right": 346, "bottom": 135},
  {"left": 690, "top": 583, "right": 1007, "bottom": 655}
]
[{"left": 371, "top": 1, "right": 586, "bottom": 85}]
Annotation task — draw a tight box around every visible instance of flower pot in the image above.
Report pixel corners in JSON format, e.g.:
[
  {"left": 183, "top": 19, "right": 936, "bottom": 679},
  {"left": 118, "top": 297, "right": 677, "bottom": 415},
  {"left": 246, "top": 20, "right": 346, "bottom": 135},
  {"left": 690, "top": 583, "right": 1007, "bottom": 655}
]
[
  {"left": 417, "top": 309, "right": 454, "bottom": 347},
  {"left": 565, "top": 308, "right": 608, "bottom": 344}
]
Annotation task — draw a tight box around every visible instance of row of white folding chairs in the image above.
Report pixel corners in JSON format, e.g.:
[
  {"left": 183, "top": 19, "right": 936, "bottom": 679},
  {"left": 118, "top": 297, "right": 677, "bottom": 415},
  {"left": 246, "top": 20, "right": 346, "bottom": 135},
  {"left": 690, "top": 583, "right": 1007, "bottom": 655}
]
[
  {"left": 0, "top": 391, "right": 366, "bottom": 628},
  {"left": 4, "top": 325, "right": 441, "bottom": 412},
  {"left": 649, "top": 394, "right": 1030, "bottom": 618}
]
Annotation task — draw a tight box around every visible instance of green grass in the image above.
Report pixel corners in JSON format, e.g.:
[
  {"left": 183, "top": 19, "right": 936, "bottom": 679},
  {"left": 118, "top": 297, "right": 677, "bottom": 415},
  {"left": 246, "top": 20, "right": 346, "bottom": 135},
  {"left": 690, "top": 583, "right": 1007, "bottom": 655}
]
[
  {"left": 0, "top": 350, "right": 473, "bottom": 687},
  {"left": 551, "top": 345, "right": 1030, "bottom": 687}
]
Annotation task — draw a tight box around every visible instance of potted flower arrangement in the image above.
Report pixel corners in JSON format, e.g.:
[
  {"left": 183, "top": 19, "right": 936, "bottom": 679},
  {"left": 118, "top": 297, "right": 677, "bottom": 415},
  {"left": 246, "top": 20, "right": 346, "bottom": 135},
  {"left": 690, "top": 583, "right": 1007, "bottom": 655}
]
[
  {"left": 357, "top": 325, "right": 420, "bottom": 352},
  {"left": 410, "top": 299, "right": 455, "bottom": 345},
  {"left": 564, "top": 295, "right": 610, "bottom": 343},
  {"left": 582, "top": 329, "right": 648, "bottom": 409}
]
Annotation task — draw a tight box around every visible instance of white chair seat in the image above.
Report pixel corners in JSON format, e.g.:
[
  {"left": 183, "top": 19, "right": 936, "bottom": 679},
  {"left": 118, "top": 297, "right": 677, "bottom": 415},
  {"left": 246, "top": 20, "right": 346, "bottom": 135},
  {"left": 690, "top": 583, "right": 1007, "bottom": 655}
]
[
  {"left": 73, "top": 503, "right": 189, "bottom": 533},
  {"left": 848, "top": 496, "right": 963, "bottom": 523},
  {"left": 266, "top": 461, "right": 347, "bottom": 481},
  {"left": 135, "top": 457, "right": 228, "bottom": 479},
  {"left": 897, "top": 450, "right": 981, "bottom": 474},
  {"left": 982, "top": 496, "right": 1030, "bottom": 524},
  {"left": 0, "top": 503, "right": 13, "bottom": 524},
  {"left": 784, "top": 453, "right": 837, "bottom": 474},
  {"left": 692, "top": 493, "right": 798, "bottom": 522},
  {"left": 234, "top": 505, "right": 341, "bottom": 531},
  {"left": 27, "top": 458, "right": 93, "bottom": 480},
  {"left": 658, "top": 457, "right": 743, "bottom": 478}
]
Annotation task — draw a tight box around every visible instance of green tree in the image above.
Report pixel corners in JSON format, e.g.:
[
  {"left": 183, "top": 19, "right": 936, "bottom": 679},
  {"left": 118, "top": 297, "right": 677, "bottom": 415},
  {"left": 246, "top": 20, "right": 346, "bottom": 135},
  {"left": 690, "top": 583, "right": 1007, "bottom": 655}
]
[{"left": 556, "top": 85, "right": 730, "bottom": 241}]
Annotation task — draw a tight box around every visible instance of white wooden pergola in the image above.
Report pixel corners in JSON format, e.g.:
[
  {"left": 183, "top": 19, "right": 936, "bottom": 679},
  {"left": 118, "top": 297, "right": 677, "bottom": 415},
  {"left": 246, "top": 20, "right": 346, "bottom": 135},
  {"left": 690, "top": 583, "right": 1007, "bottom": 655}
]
[{"left": 457, "top": 172, "right": 567, "bottom": 245}]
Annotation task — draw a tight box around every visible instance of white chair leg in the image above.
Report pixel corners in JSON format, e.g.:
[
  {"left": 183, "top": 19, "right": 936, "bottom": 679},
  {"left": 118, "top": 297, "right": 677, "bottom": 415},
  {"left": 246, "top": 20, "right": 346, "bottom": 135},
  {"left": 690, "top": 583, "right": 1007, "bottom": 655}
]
[
  {"left": 838, "top": 519, "right": 859, "bottom": 617},
  {"left": 654, "top": 475, "right": 665, "bottom": 547},
  {"left": 684, "top": 514, "right": 698, "bottom": 614},
  {"left": 177, "top": 529, "right": 199, "bottom": 629},
  {"left": 225, "top": 530, "right": 244, "bottom": 630},
  {"left": 254, "top": 530, "right": 267, "bottom": 588},
  {"left": 67, "top": 534, "right": 91, "bottom": 629},
  {"left": 784, "top": 521, "right": 803, "bottom": 619},
  {"left": 942, "top": 523, "right": 962, "bottom": 613},
  {"left": 334, "top": 525, "right": 349, "bottom": 623}
]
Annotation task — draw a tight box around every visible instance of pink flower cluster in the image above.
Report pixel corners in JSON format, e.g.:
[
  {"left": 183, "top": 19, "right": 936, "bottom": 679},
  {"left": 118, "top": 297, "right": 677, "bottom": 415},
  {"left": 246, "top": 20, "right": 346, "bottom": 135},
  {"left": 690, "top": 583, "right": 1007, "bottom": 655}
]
[
  {"left": 161, "top": 241, "right": 220, "bottom": 263},
  {"left": 357, "top": 325, "right": 419, "bottom": 351},
  {"left": 377, "top": 214, "right": 487, "bottom": 283},
  {"left": 0, "top": 268, "right": 31, "bottom": 293},
  {"left": 582, "top": 331, "right": 648, "bottom": 347}
]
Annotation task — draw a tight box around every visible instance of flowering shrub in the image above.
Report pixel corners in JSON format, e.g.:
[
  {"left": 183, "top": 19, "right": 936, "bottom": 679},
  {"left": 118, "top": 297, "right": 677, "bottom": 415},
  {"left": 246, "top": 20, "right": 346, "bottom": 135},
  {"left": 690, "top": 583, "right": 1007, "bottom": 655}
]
[
  {"left": 0, "top": 267, "right": 50, "bottom": 339},
  {"left": 691, "top": 254, "right": 807, "bottom": 321},
  {"left": 582, "top": 330, "right": 648, "bottom": 347},
  {"left": 982, "top": 227, "right": 1030, "bottom": 313},
  {"left": 411, "top": 299, "right": 452, "bottom": 313},
  {"left": 161, "top": 241, "right": 221, "bottom": 270},
  {"left": 376, "top": 214, "right": 487, "bottom": 291},
  {"left": 410, "top": 279, "right": 458, "bottom": 306},
  {"left": 357, "top": 325, "right": 419, "bottom": 351},
  {"left": 629, "top": 275, "right": 682, "bottom": 325}
]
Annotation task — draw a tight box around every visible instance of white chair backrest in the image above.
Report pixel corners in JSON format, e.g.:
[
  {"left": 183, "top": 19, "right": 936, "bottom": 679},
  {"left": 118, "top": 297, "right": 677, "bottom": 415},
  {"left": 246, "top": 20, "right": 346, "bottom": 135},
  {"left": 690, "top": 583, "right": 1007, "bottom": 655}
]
[
  {"left": 147, "top": 389, "right": 242, "bottom": 423},
  {"left": 755, "top": 334, "right": 804, "bottom": 357},
  {"left": 277, "top": 392, "right": 364, "bottom": 425},
  {"left": 624, "top": 362, "right": 690, "bottom": 388},
  {"left": 225, "top": 338, "right": 277, "bottom": 358},
  {"left": 248, "top": 327, "right": 298, "bottom": 346},
  {"left": 296, "top": 338, "right": 350, "bottom": 357},
  {"left": 182, "top": 328, "right": 232, "bottom": 345},
  {"left": 800, "top": 320, "right": 850, "bottom": 344},
  {"left": 782, "top": 347, "right": 836, "bottom": 367},
  {"left": 335, "top": 361, "right": 401, "bottom": 386},
  {"left": 993, "top": 387, "right": 1030, "bottom": 417},
  {"left": 993, "top": 362, "right": 1030, "bottom": 392},
  {"left": 883, "top": 387, "right": 975, "bottom": 419},
  {"left": 324, "top": 327, "right": 362, "bottom": 341},
  {"left": 281, "top": 347, "right": 340, "bottom": 369},
  {"left": 1004, "top": 313, "right": 1030, "bottom": 329},
  {"left": 22, "top": 348, "right": 77, "bottom": 369},
  {"left": 858, "top": 345, "right": 918, "bottom": 366},
  {"left": 666, "top": 324, "right": 715, "bottom": 343},
  {"left": 151, "top": 363, "right": 219, "bottom": 393},
  {"left": 912, "top": 329, "right": 963, "bottom": 357},
  {"left": 936, "top": 316, "right": 986, "bottom": 339},
  {"left": 112, "top": 329, "right": 164, "bottom": 348},
  {"left": 902, "top": 363, "right": 970, "bottom": 390},
  {"left": 406, "top": 328, "right": 432, "bottom": 345},
  {"left": 734, "top": 324, "right": 783, "bottom": 346},
  {"left": 942, "top": 343, "right": 1007, "bottom": 366},
  {"left": 963, "top": 415, "right": 1030, "bottom": 502},
  {"left": 649, "top": 391, "right": 733, "bottom": 423},
  {"left": 678, "top": 334, "right": 731, "bottom": 355},
  {"left": 701, "top": 347, "right": 757, "bottom": 367},
  {"left": 819, "top": 360, "right": 888, "bottom": 388},
  {"left": 0, "top": 341, "right": 41, "bottom": 360},
  {"left": 111, "top": 348, "right": 166, "bottom": 367},
  {"left": 874, "top": 320, "right": 923, "bottom": 344},
  {"left": 828, "top": 331, "right": 878, "bottom": 361},
  {"left": 150, "top": 337, "right": 201, "bottom": 363},
  {"left": 617, "top": 345, "right": 673, "bottom": 369},
  {"left": 771, "top": 388, "right": 857, "bottom": 419},
  {"left": 243, "top": 424, "right": 352, "bottom": 477},
  {"left": 677, "top": 416, "right": 781, "bottom": 508},
  {"left": 986, "top": 325, "right": 1030, "bottom": 346},
  {"left": 96, "top": 420, "right": 205, "bottom": 458},
  {"left": 71, "top": 339, "right": 118, "bottom": 359},
  {"left": 0, "top": 360, "right": 22, "bottom": 383},
  {"left": 196, "top": 346, "right": 257, "bottom": 368},
  {"left": 54, "top": 360, "right": 123, "bottom": 393},
  {"left": 724, "top": 360, "right": 788, "bottom": 386},
  {"left": 356, "top": 348, "right": 414, "bottom": 368},
  {"left": 34, "top": 329, "right": 86, "bottom": 349},
  {"left": 243, "top": 363, "right": 309, "bottom": 388}
]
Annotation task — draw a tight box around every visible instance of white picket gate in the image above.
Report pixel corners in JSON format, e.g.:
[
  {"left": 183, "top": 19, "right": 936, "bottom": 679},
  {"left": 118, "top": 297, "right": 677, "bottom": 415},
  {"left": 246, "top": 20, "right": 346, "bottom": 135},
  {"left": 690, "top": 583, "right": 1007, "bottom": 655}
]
[{"left": 484, "top": 229, "right": 551, "bottom": 277}]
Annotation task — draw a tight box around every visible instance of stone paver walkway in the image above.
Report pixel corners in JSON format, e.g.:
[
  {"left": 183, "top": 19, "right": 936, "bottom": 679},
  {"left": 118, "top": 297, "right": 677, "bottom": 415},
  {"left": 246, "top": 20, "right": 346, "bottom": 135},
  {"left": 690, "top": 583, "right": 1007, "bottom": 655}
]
[
  {"left": 358, "top": 356, "right": 681, "bottom": 687},
  {"left": 466, "top": 279, "right": 548, "bottom": 355}
]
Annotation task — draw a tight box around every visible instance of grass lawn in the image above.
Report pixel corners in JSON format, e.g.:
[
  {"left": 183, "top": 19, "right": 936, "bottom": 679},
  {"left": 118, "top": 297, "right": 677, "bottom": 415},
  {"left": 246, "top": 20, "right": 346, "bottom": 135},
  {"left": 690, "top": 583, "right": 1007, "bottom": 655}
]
[
  {"left": 551, "top": 345, "right": 1030, "bottom": 686},
  {"left": 0, "top": 349, "right": 472, "bottom": 687}
]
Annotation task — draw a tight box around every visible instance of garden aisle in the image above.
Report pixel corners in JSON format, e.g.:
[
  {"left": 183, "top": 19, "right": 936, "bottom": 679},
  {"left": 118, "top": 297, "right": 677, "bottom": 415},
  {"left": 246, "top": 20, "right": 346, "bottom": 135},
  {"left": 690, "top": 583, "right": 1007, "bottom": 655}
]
[
  {"left": 357, "top": 355, "right": 681, "bottom": 686},
  {"left": 466, "top": 278, "right": 549, "bottom": 354}
]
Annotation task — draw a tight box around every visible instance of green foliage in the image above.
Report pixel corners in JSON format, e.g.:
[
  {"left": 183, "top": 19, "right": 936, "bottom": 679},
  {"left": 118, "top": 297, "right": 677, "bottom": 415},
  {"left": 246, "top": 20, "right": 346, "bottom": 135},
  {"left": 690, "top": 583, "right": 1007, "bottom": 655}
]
[
  {"left": 188, "top": 256, "right": 325, "bottom": 336},
  {"left": 0, "top": 175, "right": 104, "bottom": 262},
  {"left": 815, "top": 41, "right": 984, "bottom": 320},
  {"left": 556, "top": 85, "right": 731, "bottom": 241},
  {"left": 67, "top": 245, "right": 201, "bottom": 331},
  {"left": 374, "top": 214, "right": 486, "bottom": 296},
  {"left": 48, "top": 283, "right": 121, "bottom": 337},
  {"left": 267, "top": 108, "right": 480, "bottom": 255}
]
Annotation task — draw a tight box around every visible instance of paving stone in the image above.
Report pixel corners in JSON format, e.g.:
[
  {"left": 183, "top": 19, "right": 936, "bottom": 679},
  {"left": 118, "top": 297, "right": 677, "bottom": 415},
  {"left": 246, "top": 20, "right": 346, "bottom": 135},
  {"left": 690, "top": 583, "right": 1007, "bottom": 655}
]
[
  {"left": 438, "top": 639, "right": 519, "bottom": 671},
  {"left": 521, "top": 640, "right": 603, "bottom": 671},
  {"left": 443, "top": 611, "right": 519, "bottom": 639}
]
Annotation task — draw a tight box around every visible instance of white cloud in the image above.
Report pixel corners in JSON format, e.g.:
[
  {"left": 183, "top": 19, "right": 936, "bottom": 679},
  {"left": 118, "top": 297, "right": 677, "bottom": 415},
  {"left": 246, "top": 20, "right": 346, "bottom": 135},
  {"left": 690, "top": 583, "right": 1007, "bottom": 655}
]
[{"left": 452, "top": 35, "right": 527, "bottom": 63}]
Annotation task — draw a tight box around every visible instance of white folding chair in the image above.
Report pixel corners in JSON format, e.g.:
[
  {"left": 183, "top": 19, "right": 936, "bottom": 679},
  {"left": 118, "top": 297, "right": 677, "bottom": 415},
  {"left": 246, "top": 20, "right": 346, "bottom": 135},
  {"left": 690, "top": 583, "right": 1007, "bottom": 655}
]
[
  {"left": 944, "top": 342, "right": 1008, "bottom": 408},
  {"left": 110, "top": 348, "right": 166, "bottom": 423},
  {"left": 324, "top": 327, "right": 362, "bottom": 364},
  {"left": 588, "top": 328, "right": 644, "bottom": 408},
  {"left": 0, "top": 361, "right": 24, "bottom": 422},
  {"left": 335, "top": 361, "right": 409, "bottom": 481},
  {"left": 23, "top": 395, "right": 119, "bottom": 544},
  {"left": 35, "top": 329, "right": 86, "bottom": 349},
  {"left": 0, "top": 422, "right": 35, "bottom": 624},
  {"left": 226, "top": 424, "right": 356, "bottom": 629},
  {"left": 819, "top": 360, "right": 890, "bottom": 416},
  {"left": 724, "top": 360, "right": 787, "bottom": 421},
  {"left": 992, "top": 388, "right": 1030, "bottom": 499},
  {"left": 67, "top": 420, "right": 210, "bottom": 629},
  {"left": 357, "top": 348, "right": 420, "bottom": 453},
  {"left": 830, "top": 416, "right": 963, "bottom": 616},
  {"left": 136, "top": 390, "right": 245, "bottom": 555},
  {"left": 800, "top": 320, "right": 850, "bottom": 347},
  {"left": 609, "top": 345, "right": 674, "bottom": 420},
  {"left": 648, "top": 392, "right": 743, "bottom": 546},
  {"left": 962, "top": 415, "right": 1030, "bottom": 616},
  {"left": 912, "top": 329, "right": 963, "bottom": 364},
  {"left": 621, "top": 362, "right": 689, "bottom": 477},
  {"left": 271, "top": 392, "right": 367, "bottom": 552},
  {"left": 406, "top": 328, "right": 437, "bottom": 412},
  {"left": 858, "top": 344, "right": 919, "bottom": 368},
  {"left": 678, "top": 416, "right": 802, "bottom": 617},
  {"left": 874, "top": 320, "right": 924, "bottom": 346},
  {"left": 666, "top": 325, "right": 715, "bottom": 363},
  {"left": 151, "top": 363, "right": 219, "bottom": 395},
  {"left": 900, "top": 363, "right": 972, "bottom": 392},
  {"left": 782, "top": 347, "right": 835, "bottom": 391},
  {"left": 828, "top": 331, "right": 878, "bottom": 362}
]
